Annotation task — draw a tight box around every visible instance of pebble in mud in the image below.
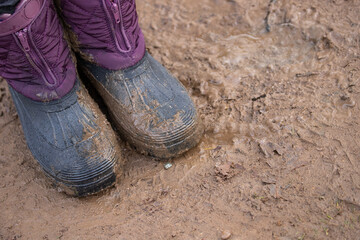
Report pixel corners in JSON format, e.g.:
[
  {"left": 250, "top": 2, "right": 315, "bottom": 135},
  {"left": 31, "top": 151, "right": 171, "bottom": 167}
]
[
  {"left": 164, "top": 163, "right": 173, "bottom": 170},
  {"left": 221, "top": 230, "right": 232, "bottom": 240}
]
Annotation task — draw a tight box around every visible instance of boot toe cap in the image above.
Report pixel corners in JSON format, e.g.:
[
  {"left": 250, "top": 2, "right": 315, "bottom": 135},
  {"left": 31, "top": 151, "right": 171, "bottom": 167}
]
[
  {"left": 10, "top": 83, "right": 118, "bottom": 197},
  {"left": 128, "top": 101, "right": 203, "bottom": 158},
  {"left": 83, "top": 52, "right": 203, "bottom": 158}
]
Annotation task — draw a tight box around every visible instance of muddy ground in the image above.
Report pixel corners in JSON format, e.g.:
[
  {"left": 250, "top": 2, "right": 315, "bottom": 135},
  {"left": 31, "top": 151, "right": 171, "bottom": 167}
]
[{"left": 1, "top": 0, "right": 360, "bottom": 239}]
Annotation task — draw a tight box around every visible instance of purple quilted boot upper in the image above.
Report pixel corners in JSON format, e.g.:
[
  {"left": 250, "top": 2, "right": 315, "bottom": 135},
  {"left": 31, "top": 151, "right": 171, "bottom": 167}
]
[
  {"left": 59, "top": 0, "right": 145, "bottom": 70},
  {"left": 0, "top": 0, "right": 76, "bottom": 101}
]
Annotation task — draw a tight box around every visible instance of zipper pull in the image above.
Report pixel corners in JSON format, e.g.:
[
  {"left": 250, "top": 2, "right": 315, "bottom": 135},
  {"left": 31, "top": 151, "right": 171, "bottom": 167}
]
[
  {"left": 111, "top": 1, "right": 121, "bottom": 23},
  {"left": 16, "top": 29, "right": 30, "bottom": 52}
]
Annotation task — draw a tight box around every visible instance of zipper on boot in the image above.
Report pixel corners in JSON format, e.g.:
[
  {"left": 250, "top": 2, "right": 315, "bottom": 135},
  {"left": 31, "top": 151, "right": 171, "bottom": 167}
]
[
  {"left": 110, "top": 1, "right": 121, "bottom": 23},
  {"left": 15, "top": 27, "right": 58, "bottom": 88},
  {"left": 104, "top": 0, "right": 132, "bottom": 53}
]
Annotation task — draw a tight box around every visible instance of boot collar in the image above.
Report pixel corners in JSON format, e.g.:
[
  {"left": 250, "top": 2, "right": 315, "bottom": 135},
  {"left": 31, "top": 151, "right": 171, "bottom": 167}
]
[{"left": 0, "top": 0, "right": 44, "bottom": 37}]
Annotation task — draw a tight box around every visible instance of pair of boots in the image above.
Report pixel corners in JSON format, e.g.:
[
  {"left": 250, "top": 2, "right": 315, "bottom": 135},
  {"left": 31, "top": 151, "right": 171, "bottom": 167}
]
[{"left": 0, "top": 0, "right": 203, "bottom": 196}]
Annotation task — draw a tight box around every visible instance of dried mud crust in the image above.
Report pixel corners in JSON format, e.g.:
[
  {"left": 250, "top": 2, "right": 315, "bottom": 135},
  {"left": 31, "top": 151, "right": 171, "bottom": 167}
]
[
  {"left": 59, "top": 83, "right": 122, "bottom": 197},
  {"left": 80, "top": 61, "right": 204, "bottom": 159},
  {"left": 0, "top": 0, "right": 360, "bottom": 239}
]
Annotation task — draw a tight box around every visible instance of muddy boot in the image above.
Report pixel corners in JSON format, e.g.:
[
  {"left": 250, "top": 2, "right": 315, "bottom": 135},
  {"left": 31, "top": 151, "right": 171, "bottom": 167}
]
[
  {"left": 58, "top": 0, "right": 203, "bottom": 159},
  {"left": 0, "top": 0, "right": 118, "bottom": 196}
]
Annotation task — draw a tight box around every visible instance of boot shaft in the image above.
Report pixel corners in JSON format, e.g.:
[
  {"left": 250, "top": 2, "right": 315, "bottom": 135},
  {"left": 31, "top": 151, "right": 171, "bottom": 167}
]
[
  {"left": 59, "top": 0, "right": 145, "bottom": 70},
  {"left": 0, "top": 0, "right": 76, "bottom": 101}
]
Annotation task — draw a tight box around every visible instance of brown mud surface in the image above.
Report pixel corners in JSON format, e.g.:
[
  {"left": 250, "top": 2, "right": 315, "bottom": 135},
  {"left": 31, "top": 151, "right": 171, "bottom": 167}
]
[{"left": 1, "top": 0, "right": 360, "bottom": 239}]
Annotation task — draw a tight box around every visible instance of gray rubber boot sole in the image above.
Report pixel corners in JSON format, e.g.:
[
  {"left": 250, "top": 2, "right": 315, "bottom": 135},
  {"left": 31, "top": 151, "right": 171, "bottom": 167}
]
[
  {"left": 81, "top": 52, "right": 203, "bottom": 159},
  {"left": 9, "top": 80, "right": 119, "bottom": 196}
]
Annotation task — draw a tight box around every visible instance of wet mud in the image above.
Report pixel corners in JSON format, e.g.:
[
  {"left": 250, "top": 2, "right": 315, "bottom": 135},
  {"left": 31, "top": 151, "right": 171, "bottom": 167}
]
[{"left": 1, "top": 0, "right": 360, "bottom": 239}]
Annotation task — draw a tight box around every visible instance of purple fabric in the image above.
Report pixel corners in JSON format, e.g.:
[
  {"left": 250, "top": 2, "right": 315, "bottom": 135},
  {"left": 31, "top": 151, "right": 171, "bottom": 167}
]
[
  {"left": 0, "top": 0, "right": 76, "bottom": 101},
  {"left": 60, "top": 0, "right": 145, "bottom": 70}
]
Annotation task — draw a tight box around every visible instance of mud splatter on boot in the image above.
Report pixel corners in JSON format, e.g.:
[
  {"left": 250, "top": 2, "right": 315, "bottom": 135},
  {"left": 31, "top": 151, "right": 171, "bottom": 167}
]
[
  {"left": 59, "top": 0, "right": 204, "bottom": 159},
  {"left": 0, "top": 0, "right": 120, "bottom": 196}
]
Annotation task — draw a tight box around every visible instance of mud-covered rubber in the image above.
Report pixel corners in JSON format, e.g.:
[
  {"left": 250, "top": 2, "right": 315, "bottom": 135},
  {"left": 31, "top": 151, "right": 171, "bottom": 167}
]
[
  {"left": 9, "top": 80, "right": 118, "bottom": 197},
  {"left": 81, "top": 52, "right": 203, "bottom": 159}
]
